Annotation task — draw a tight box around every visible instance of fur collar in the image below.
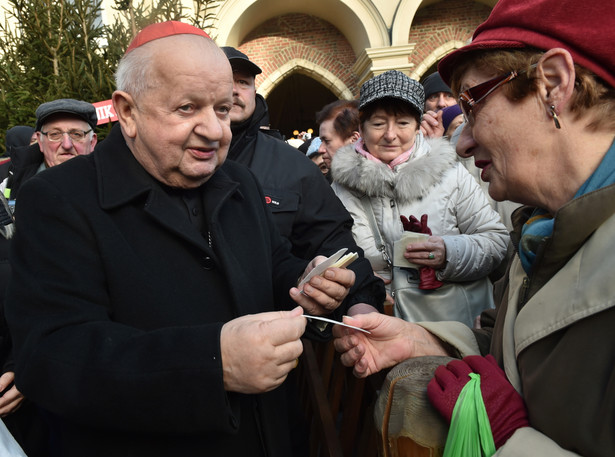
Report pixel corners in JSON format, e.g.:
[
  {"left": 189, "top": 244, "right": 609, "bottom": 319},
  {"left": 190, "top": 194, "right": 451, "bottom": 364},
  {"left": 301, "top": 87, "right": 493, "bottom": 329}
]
[{"left": 331, "top": 134, "right": 458, "bottom": 205}]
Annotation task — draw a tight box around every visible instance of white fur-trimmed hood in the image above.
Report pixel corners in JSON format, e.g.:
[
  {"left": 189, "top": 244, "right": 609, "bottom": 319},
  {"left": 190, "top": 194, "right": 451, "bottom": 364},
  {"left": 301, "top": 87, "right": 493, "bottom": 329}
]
[{"left": 331, "top": 134, "right": 458, "bottom": 205}]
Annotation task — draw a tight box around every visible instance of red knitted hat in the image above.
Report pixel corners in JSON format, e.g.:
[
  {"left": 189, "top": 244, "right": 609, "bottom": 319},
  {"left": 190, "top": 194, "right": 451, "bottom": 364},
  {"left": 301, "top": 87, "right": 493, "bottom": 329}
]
[
  {"left": 125, "top": 21, "right": 210, "bottom": 54},
  {"left": 438, "top": 0, "right": 615, "bottom": 89}
]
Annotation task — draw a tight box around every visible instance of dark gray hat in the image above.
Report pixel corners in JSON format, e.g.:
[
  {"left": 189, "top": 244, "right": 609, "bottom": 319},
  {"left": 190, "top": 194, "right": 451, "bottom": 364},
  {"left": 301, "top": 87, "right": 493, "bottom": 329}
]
[
  {"left": 422, "top": 72, "right": 452, "bottom": 100},
  {"left": 359, "top": 70, "right": 424, "bottom": 117},
  {"left": 35, "top": 98, "right": 98, "bottom": 132},
  {"left": 221, "top": 46, "right": 262, "bottom": 76}
]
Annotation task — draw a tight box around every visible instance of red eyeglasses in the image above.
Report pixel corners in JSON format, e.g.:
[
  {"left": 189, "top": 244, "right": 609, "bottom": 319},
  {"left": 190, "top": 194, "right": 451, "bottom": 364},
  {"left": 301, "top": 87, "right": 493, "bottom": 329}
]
[{"left": 458, "top": 64, "right": 537, "bottom": 123}]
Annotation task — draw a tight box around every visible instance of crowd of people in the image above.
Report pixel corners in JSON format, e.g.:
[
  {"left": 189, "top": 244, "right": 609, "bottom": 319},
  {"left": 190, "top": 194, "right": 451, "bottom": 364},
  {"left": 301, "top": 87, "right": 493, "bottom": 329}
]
[{"left": 0, "top": 0, "right": 612, "bottom": 455}]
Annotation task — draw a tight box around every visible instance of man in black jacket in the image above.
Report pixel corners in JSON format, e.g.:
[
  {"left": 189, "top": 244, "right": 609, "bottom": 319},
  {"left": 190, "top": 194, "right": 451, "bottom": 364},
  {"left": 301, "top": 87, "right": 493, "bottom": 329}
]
[{"left": 222, "top": 47, "right": 385, "bottom": 322}]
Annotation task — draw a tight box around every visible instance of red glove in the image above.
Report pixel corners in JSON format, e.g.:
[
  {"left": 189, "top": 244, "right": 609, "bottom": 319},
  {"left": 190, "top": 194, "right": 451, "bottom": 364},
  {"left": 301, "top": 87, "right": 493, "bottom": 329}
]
[
  {"left": 400, "top": 214, "right": 425, "bottom": 233},
  {"left": 400, "top": 214, "right": 443, "bottom": 290},
  {"left": 427, "top": 355, "right": 529, "bottom": 448}
]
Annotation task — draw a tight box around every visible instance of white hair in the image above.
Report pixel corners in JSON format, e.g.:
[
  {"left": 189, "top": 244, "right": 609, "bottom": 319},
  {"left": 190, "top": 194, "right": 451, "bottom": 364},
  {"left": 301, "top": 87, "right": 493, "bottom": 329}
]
[
  {"left": 115, "top": 44, "right": 159, "bottom": 100},
  {"left": 115, "top": 34, "right": 219, "bottom": 100}
]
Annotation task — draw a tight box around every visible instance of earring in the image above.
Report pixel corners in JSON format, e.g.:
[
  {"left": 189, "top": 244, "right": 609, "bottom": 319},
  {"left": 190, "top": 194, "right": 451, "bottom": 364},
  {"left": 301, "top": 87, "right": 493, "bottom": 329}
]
[{"left": 550, "top": 105, "right": 561, "bottom": 129}]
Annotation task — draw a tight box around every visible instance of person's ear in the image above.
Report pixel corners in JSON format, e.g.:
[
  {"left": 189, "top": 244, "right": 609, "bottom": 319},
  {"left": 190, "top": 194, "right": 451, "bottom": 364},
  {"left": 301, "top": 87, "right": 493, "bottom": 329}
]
[
  {"left": 89, "top": 133, "right": 98, "bottom": 152},
  {"left": 536, "top": 48, "right": 576, "bottom": 115},
  {"left": 36, "top": 132, "right": 44, "bottom": 152},
  {"left": 349, "top": 130, "right": 360, "bottom": 143},
  {"left": 112, "top": 90, "right": 138, "bottom": 138}
]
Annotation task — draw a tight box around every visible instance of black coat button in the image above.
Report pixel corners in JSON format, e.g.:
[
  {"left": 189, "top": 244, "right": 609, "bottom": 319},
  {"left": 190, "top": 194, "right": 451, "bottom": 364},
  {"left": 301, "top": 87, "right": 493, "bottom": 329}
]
[{"left": 201, "top": 256, "right": 214, "bottom": 270}]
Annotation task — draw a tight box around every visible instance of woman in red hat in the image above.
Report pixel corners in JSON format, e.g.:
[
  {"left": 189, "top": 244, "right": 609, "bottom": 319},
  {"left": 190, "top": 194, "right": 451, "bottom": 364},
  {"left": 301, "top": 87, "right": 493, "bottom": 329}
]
[{"left": 333, "top": 0, "right": 615, "bottom": 455}]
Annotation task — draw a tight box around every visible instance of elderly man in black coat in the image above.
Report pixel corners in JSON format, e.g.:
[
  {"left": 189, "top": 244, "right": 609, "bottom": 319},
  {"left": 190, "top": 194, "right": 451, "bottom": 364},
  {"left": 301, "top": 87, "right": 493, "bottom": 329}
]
[{"left": 5, "top": 22, "right": 356, "bottom": 457}]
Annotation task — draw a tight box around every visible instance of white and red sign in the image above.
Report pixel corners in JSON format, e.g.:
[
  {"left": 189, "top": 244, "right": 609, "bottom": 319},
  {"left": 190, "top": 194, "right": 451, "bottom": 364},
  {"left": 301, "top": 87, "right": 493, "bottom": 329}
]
[{"left": 92, "top": 99, "right": 118, "bottom": 125}]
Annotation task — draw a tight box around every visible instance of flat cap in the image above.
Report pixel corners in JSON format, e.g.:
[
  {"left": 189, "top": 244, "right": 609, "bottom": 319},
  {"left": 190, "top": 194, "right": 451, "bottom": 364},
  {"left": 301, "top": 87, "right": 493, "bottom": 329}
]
[
  {"left": 125, "top": 21, "right": 211, "bottom": 54},
  {"left": 359, "top": 70, "right": 424, "bottom": 117},
  {"left": 221, "top": 46, "right": 262, "bottom": 76},
  {"left": 35, "top": 98, "right": 98, "bottom": 132}
]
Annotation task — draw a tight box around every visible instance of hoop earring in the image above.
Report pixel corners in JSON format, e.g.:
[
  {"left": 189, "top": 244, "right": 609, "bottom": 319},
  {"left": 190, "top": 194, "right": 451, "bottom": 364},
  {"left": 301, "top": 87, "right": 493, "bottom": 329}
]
[{"left": 550, "top": 105, "right": 561, "bottom": 129}]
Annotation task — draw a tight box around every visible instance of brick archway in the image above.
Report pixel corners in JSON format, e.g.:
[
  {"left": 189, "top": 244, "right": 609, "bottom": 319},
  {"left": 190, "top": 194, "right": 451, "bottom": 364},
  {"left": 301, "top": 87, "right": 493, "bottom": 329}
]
[
  {"left": 411, "top": 41, "right": 467, "bottom": 81},
  {"left": 216, "top": 0, "right": 388, "bottom": 53},
  {"left": 237, "top": 13, "right": 360, "bottom": 98},
  {"left": 257, "top": 58, "right": 353, "bottom": 100}
]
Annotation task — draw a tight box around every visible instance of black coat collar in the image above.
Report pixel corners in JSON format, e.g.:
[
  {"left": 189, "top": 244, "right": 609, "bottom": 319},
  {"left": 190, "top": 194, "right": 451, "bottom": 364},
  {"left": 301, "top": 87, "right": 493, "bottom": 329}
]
[
  {"left": 94, "top": 123, "right": 241, "bottom": 212},
  {"left": 93, "top": 123, "right": 243, "bottom": 252}
]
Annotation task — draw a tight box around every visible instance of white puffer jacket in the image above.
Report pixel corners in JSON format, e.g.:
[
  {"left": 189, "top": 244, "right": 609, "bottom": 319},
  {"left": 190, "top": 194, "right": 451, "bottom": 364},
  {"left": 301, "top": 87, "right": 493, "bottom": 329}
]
[{"left": 331, "top": 134, "right": 509, "bottom": 283}]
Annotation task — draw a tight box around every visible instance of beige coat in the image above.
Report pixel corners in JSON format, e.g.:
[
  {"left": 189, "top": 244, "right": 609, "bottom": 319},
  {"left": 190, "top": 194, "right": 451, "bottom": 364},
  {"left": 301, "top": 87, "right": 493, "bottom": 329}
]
[{"left": 420, "top": 183, "right": 615, "bottom": 456}]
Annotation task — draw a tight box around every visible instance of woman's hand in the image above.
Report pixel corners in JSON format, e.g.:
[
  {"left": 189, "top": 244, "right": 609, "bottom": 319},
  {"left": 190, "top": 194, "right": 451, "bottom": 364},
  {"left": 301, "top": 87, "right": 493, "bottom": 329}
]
[
  {"left": 332, "top": 313, "right": 450, "bottom": 378},
  {"left": 404, "top": 235, "right": 447, "bottom": 269}
]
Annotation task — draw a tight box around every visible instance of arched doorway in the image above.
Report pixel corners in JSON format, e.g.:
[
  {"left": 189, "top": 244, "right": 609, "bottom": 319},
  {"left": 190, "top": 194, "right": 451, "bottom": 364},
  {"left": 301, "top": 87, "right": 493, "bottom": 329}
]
[
  {"left": 419, "top": 62, "right": 439, "bottom": 84},
  {"left": 266, "top": 73, "right": 338, "bottom": 140}
]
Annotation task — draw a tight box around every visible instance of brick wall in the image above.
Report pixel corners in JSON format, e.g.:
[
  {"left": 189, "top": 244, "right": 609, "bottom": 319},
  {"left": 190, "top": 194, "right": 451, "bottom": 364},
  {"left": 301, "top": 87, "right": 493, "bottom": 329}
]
[
  {"left": 408, "top": 0, "right": 491, "bottom": 69},
  {"left": 238, "top": 13, "right": 359, "bottom": 96},
  {"left": 234, "top": 2, "right": 492, "bottom": 100}
]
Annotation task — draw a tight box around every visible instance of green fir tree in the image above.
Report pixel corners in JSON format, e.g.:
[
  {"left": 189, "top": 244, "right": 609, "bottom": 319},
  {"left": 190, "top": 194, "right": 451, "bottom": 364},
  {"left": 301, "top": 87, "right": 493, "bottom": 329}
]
[{"left": 0, "top": 0, "right": 220, "bottom": 151}]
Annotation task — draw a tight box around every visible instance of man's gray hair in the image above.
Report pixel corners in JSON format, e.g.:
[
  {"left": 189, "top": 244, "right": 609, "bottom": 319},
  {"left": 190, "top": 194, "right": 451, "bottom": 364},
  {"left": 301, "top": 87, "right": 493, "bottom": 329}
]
[{"left": 115, "top": 45, "right": 158, "bottom": 99}]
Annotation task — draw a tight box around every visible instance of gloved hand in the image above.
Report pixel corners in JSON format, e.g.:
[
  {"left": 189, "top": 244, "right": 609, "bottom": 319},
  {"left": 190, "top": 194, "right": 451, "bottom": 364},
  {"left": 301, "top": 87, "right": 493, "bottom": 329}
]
[
  {"left": 427, "top": 354, "right": 530, "bottom": 448},
  {"left": 400, "top": 214, "right": 424, "bottom": 233},
  {"left": 400, "top": 214, "right": 443, "bottom": 290}
]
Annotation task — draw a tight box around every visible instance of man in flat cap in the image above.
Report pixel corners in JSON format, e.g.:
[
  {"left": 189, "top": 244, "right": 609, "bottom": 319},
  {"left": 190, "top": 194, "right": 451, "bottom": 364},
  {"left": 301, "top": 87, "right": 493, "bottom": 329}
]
[
  {"left": 5, "top": 21, "right": 356, "bottom": 457},
  {"left": 5, "top": 98, "right": 98, "bottom": 201}
]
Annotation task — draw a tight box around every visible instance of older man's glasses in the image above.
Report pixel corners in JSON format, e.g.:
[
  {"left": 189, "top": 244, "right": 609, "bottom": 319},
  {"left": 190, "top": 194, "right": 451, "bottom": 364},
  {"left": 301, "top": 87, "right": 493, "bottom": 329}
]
[
  {"left": 41, "top": 129, "right": 92, "bottom": 143},
  {"left": 458, "top": 64, "right": 537, "bottom": 123}
]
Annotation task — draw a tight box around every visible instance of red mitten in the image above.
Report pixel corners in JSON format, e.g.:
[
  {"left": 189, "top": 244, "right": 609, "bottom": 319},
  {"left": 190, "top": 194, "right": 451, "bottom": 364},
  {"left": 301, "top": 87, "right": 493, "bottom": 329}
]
[
  {"left": 400, "top": 214, "right": 443, "bottom": 289},
  {"left": 427, "top": 355, "right": 529, "bottom": 448}
]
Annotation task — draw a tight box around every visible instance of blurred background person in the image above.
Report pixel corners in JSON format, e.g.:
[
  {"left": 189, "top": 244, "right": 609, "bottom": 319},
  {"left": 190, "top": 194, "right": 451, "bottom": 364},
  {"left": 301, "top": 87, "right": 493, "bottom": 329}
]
[
  {"left": 423, "top": 71, "right": 456, "bottom": 112},
  {"left": 441, "top": 104, "right": 464, "bottom": 139},
  {"left": 316, "top": 99, "right": 360, "bottom": 170},
  {"left": 299, "top": 136, "right": 329, "bottom": 177},
  {"left": 420, "top": 71, "right": 457, "bottom": 138},
  {"left": 1, "top": 126, "right": 35, "bottom": 195},
  {"left": 3, "top": 126, "right": 35, "bottom": 158}
]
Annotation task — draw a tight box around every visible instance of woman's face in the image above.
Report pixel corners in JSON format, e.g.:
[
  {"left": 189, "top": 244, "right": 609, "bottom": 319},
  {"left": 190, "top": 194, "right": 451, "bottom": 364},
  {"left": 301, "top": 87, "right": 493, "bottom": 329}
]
[
  {"left": 360, "top": 108, "right": 419, "bottom": 163},
  {"left": 456, "top": 66, "right": 545, "bottom": 206}
]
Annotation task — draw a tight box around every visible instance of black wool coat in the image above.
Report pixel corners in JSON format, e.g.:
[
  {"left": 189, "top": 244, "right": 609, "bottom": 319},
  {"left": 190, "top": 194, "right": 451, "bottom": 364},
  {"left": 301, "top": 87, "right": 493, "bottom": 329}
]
[{"left": 5, "top": 124, "right": 309, "bottom": 457}]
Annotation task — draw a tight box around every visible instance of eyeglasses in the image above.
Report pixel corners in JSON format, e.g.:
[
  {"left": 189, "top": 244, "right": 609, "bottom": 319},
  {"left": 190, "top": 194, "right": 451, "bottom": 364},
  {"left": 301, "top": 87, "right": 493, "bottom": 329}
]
[
  {"left": 41, "top": 129, "right": 92, "bottom": 143},
  {"left": 458, "top": 64, "right": 537, "bottom": 123}
]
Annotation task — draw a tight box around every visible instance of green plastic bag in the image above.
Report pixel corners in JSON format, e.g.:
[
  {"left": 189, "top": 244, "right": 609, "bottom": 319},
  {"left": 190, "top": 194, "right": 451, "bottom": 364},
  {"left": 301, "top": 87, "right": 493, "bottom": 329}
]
[{"left": 442, "top": 373, "right": 496, "bottom": 457}]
